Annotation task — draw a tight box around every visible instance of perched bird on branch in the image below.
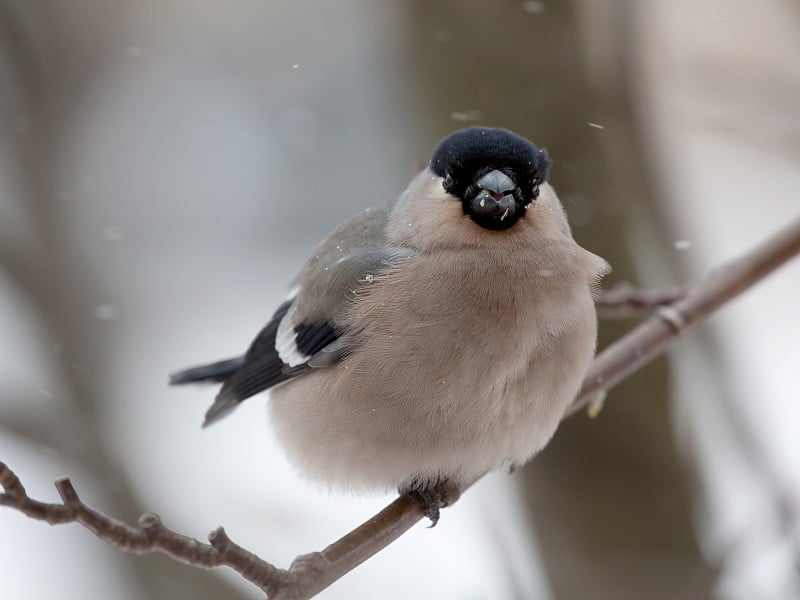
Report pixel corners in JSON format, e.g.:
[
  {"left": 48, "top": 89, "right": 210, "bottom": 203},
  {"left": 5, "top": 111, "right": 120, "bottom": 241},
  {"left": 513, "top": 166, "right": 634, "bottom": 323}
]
[{"left": 171, "top": 127, "right": 609, "bottom": 524}]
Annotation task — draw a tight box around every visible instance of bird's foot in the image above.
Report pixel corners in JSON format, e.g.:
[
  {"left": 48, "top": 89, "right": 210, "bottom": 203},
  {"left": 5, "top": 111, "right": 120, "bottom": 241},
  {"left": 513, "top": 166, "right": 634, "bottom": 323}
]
[{"left": 401, "top": 478, "right": 461, "bottom": 527}]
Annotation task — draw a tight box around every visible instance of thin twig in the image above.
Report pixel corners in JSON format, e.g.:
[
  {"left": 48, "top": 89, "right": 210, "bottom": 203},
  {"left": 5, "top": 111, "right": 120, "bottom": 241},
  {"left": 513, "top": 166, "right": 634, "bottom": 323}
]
[
  {"left": 2, "top": 216, "right": 799, "bottom": 599},
  {"left": 568, "top": 216, "right": 800, "bottom": 416},
  {"left": 0, "top": 462, "right": 288, "bottom": 595},
  {"left": 595, "top": 282, "right": 686, "bottom": 319}
]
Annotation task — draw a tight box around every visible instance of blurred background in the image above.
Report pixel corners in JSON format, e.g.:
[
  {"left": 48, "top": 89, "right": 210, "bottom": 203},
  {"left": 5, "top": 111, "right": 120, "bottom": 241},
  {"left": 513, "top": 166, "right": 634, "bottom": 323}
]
[{"left": 1, "top": 1, "right": 799, "bottom": 598}]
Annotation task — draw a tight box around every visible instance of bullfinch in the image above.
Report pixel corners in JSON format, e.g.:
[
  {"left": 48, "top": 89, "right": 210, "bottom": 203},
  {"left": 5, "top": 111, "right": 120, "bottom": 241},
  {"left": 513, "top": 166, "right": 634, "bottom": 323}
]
[{"left": 171, "top": 127, "right": 610, "bottom": 523}]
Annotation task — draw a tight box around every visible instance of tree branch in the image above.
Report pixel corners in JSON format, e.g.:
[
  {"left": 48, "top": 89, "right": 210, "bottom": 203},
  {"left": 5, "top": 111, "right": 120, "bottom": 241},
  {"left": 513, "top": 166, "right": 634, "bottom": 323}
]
[
  {"left": 0, "top": 462, "right": 288, "bottom": 595},
  {"left": 568, "top": 215, "right": 800, "bottom": 416},
  {"left": 595, "top": 281, "right": 686, "bottom": 319},
  {"left": 2, "top": 216, "right": 799, "bottom": 599}
]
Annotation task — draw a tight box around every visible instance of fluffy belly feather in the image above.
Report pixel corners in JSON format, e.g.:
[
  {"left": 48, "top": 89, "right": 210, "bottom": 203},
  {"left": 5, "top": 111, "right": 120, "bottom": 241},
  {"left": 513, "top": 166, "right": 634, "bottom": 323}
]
[{"left": 269, "top": 251, "right": 598, "bottom": 491}]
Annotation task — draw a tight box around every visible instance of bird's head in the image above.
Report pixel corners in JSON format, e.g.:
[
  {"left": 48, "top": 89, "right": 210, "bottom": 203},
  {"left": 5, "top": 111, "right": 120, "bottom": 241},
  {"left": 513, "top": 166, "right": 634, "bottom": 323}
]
[{"left": 429, "top": 127, "right": 550, "bottom": 231}]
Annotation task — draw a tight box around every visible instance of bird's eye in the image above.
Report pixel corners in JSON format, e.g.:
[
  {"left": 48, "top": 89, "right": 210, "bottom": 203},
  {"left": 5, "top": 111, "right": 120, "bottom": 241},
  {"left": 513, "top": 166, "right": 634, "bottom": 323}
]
[{"left": 443, "top": 172, "right": 454, "bottom": 191}]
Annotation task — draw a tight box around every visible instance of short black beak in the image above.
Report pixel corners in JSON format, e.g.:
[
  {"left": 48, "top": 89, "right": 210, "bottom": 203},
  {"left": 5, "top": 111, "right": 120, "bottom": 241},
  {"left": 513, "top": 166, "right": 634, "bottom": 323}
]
[
  {"left": 470, "top": 170, "right": 518, "bottom": 222},
  {"left": 469, "top": 192, "right": 517, "bottom": 222}
]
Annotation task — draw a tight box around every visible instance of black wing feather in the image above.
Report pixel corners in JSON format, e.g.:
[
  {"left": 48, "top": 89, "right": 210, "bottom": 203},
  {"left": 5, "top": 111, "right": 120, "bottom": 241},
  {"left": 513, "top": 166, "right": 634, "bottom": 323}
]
[
  {"left": 293, "top": 322, "right": 338, "bottom": 356},
  {"left": 171, "top": 207, "right": 410, "bottom": 428},
  {"left": 173, "top": 298, "right": 344, "bottom": 427},
  {"left": 203, "top": 299, "right": 301, "bottom": 425}
]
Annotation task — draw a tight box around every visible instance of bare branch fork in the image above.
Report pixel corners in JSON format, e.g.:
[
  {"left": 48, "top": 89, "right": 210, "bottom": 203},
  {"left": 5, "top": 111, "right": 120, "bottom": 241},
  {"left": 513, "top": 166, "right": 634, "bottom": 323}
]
[{"left": 2, "top": 216, "right": 799, "bottom": 599}]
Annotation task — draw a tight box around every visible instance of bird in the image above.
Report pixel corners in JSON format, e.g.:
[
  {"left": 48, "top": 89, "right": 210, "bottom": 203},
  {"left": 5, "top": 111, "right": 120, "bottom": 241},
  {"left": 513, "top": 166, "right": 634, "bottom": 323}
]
[{"left": 170, "top": 126, "right": 610, "bottom": 524}]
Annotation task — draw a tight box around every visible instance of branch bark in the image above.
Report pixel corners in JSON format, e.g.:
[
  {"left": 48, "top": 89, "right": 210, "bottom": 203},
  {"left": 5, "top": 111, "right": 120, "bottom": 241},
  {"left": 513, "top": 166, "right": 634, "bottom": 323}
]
[
  {"left": 568, "top": 215, "right": 800, "bottom": 416},
  {"left": 594, "top": 281, "right": 686, "bottom": 319},
  {"left": 2, "top": 216, "right": 799, "bottom": 599}
]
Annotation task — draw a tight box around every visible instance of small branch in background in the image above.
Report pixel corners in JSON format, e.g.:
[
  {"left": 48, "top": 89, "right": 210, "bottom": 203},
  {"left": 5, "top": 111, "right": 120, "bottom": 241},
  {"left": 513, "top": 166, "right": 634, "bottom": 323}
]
[
  {"left": 569, "top": 215, "right": 800, "bottom": 416},
  {"left": 0, "top": 461, "right": 287, "bottom": 596},
  {"left": 595, "top": 281, "right": 686, "bottom": 319},
  {"left": 2, "top": 216, "right": 799, "bottom": 599}
]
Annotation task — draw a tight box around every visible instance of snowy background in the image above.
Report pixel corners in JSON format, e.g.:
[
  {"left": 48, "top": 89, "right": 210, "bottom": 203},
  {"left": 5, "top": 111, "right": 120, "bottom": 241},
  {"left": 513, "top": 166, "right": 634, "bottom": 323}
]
[{"left": 1, "top": 1, "right": 799, "bottom": 598}]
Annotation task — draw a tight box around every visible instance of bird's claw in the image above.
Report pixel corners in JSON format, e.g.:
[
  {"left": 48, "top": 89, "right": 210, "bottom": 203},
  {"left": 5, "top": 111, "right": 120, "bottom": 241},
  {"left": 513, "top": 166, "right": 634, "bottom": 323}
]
[{"left": 403, "top": 479, "right": 461, "bottom": 527}]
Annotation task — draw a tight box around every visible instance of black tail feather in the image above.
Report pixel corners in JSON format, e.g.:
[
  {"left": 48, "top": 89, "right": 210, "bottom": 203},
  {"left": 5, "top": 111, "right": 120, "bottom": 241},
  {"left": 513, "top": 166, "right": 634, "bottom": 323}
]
[
  {"left": 169, "top": 356, "right": 245, "bottom": 385},
  {"left": 202, "top": 389, "right": 242, "bottom": 427},
  {"left": 172, "top": 299, "right": 298, "bottom": 426}
]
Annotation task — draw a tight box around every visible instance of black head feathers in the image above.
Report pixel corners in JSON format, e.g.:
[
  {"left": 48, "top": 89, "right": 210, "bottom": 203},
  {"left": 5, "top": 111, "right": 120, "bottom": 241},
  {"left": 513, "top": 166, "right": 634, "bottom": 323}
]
[{"left": 430, "top": 127, "right": 550, "bottom": 204}]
